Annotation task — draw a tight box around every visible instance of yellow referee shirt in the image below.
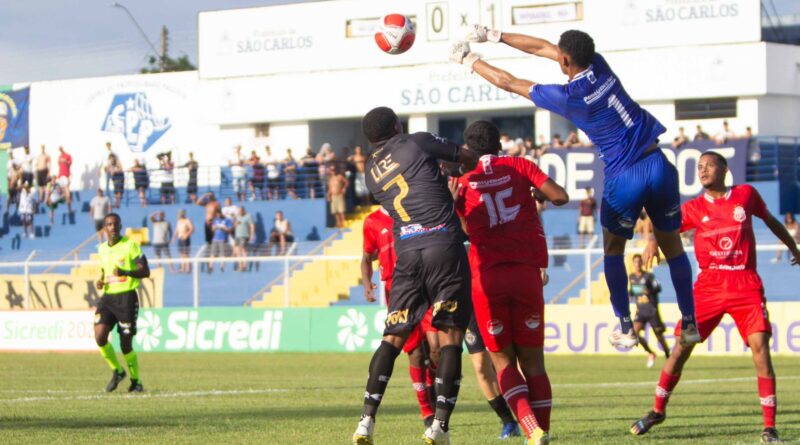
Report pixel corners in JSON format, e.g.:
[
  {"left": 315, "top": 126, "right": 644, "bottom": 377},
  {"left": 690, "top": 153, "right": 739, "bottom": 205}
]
[{"left": 98, "top": 236, "right": 143, "bottom": 295}]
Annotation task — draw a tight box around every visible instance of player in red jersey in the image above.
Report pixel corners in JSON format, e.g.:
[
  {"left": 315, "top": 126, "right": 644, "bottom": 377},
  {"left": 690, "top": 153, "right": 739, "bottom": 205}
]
[
  {"left": 631, "top": 152, "right": 800, "bottom": 443},
  {"left": 453, "top": 121, "right": 569, "bottom": 445},
  {"left": 361, "top": 206, "right": 439, "bottom": 426}
]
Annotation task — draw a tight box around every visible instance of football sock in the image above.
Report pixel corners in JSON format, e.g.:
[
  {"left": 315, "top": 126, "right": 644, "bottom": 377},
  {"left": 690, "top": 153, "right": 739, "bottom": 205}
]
[
  {"left": 666, "top": 254, "right": 696, "bottom": 328},
  {"left": 361, "top": 341, "right": 401, "bottom": 418},
  {"left": 488, "top": 395, "right": 516, "bottom": 425},
  {"left": 604, "top": 255, "right": 632, "bottom": 332},
  {"left": 757, "top": 376, "right": 776, "bottom": 428},
  {"left": 98, "top": 343, "right": 123, "bottom": 373},
  {"left": 124, "top": 351, "right": 140, "bottom": 381},
  {"left": 434, "top": 345, "right": 463, "bottom": 432},
  {"left": 409, "top": 365, "right": 435, "bottom": 418},
  {"left": 497, "top": 365, "right": 539, "bottom": 437},
  {"left": 527, "top": 373, "right": 552, "bottom": 432},
  {"left": 654, "top": 370, "right": 681, "bottom": 413}
]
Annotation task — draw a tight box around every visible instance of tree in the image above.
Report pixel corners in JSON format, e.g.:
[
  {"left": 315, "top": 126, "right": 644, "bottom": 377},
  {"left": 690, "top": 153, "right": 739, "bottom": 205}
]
[{"left": 140, "top": 54, "right": 196, "bottom": 74}]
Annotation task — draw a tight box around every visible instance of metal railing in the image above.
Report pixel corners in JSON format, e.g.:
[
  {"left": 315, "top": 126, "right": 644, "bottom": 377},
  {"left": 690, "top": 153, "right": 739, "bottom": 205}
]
[{"left": 0, "top": 242, "right": 792, "bottom": 310}]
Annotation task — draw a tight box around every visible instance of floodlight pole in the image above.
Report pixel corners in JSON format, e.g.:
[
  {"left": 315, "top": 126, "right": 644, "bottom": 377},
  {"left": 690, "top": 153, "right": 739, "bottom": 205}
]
[{"left": 112, "top": 2, "right": 163, "bottom": 72}]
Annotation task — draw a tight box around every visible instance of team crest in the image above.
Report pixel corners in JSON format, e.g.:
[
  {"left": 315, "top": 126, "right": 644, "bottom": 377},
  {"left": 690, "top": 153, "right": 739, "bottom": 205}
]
[
  {"left": 733, "top": 206, "right": 746, "bottom": 223},
  {"left": 101, "top": 92, "right": 171, "bottom": 153},
  {"left": 486, "top": 319, "right": 504, "bottom": 336},
  {"left": 524, "top": 313, "right": 541, "bottom": 329},
  {"left": 465, "top": 330, "right": 476, "bottom": 345},
  {"left": 719, "top": 237, "right": 733, "bottom": 251}
]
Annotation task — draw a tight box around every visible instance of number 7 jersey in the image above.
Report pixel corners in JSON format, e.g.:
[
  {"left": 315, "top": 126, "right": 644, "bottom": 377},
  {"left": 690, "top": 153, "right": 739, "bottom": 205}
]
[
  {"left": 455, "top": 155, "right": 551, "bottom": 270},
  {"left": 365, "top": 132, "right": 467, "bottom": 254}
]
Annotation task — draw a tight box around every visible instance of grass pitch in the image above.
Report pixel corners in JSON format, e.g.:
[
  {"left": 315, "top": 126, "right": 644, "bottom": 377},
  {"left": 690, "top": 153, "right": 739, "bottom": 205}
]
[{"left": 0, "top": 353, "right": 797, "bottom": 444}]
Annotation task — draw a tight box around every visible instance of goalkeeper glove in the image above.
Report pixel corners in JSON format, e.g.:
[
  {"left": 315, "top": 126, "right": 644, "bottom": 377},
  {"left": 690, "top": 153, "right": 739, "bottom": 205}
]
[
  {"left": 465, "top": 24, "right": 501, "bottom": 43},
  {"left": 449, "top": 42, "right": 481, "bottom": 71}
]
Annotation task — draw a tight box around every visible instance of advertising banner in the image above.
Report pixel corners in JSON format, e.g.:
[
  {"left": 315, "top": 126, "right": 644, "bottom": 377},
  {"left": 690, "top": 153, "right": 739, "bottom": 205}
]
[
  {"left": 0, "top": 87, "right": 29, "bottom": 150},
  {"left": 0, "top": 268, "right": 164, "bottom": 310},
  {"left": 537, "top": 140, "right": 749, "bottom": 208},
  {"left": 3, "top": 302, "right": 799, "bottom": 355}
]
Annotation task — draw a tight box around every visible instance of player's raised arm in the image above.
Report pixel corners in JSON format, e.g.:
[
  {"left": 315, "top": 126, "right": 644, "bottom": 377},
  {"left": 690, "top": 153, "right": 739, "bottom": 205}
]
[
  {"left": 466, "top": 25, "right": 559, "bottom": 61},
  {"left": 450, "top": 42, "right": 535, "bottom": 99},
  {"left": 410, "top": 131, "right": 480, "bottom": 172}
]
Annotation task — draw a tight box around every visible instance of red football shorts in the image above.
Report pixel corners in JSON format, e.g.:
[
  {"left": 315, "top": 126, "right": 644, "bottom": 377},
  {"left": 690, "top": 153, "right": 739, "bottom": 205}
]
[
  {"left": 403, "top": 308, "right": 437, "bottom": 353},
  {"left": 674, "top": 270, "right": 771, "bottom": 345},
  {"left": 471, "top": 263, "right": 544, "bottom": 352}
]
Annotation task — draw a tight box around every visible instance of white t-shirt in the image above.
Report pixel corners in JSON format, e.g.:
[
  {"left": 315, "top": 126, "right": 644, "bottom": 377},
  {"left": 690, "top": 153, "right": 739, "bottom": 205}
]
[
  {"left": 264, "top": 154, "right": 280, "bottom": 179},
  {"left": 222, "top": 205, "right": 240, "bottom": 220},
  {"left": 90, "top": 195, "right": 111, "bottom": 220},
  {"left": 230, "top": 154, "right": 245, "bottom": 178},
  {"left": 20, "top": 153, "right": 35, "bottom": 173},
  {"left": 18, "top": 189, "right": 36, "bottom": 214}
]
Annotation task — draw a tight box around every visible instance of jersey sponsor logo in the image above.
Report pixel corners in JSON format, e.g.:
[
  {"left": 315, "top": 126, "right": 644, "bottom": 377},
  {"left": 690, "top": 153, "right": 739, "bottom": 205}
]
[
  {"left": 733, "top": 206, "right": 746, "bottom": 223},
  {"left": 486, "top": 319, "right": 504, "bottom": 336},
  {"left": 385, "top": 309, "right": 409, "bottom": 326},
  {"left": 433, "top": 299, "right": 458, "bottom": 316},
  {"left": 399, "top": 223, "right": 446, "bottom": 240},
  {"left": 708, "top": 263, "right": 745, "bottom": 271},
  {"left": 524, "top": 313, "right": 541, "bottom": 329},
  {"left": 467, "top": 175, "right": 511, "bottom": 190},
  {"left": 583, "top": 75, "right": 616, "bottom": 105},
  {"left": 718, "top": 237, "right": 733, "bottom": 251}
]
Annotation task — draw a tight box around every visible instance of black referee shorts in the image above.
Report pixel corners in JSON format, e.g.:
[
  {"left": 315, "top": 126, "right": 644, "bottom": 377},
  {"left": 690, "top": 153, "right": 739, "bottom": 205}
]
[
  {"left": 384, "top": 242, "right": 471, "bottom": 336},
  {"left": 464, "top": 313, "right": 486, "bottom": 354},
  {"left": 94, "top": 290, "right": 140, "bottom": 336}
]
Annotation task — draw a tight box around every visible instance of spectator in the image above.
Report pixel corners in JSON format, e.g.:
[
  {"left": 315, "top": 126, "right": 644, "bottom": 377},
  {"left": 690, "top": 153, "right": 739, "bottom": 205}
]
[
  {"left": 208, "top": 207, "right": 233, "bottom": 273},
  {"left": 151, "top": 210, "right": 175, "bottom": 273},
  {"left": 284, "top": 148, "right": 299, "bottom": 200},
  {"left": 106, "top": 154, "right": 124, "bottom": 208},
  {"left": 35, "top": 145, "right": 50, "bottom": 203},
  {"left": 499, "top": 133, "right": 514, "bottom": 152},
  {"left": 19, "top": 146, "right": 35, "bottom": 191},
  {"left": 506, "top": 138, "right": 526, "bottom": 157},
  {"left": 5, "top": 157, "right": 20, "bottom": 213},
  {"left": 564, "top": 131, "right": 581, "bottom": 148},
  {"left": 268, "top": 210, "right": 295, "bottom": 256},
  {"left": 196, "top": 192, "right": 220, "bottom": 267},
  {"left": 316, "top": 142, "right": 335, "bottom": 181},
  {"left": 182, "top": 152, "right": 199, "bottom": 203},
  {"left": 714, "top": 120, "right": 735, "bottom": 144},
  {"left": 102, "top": 141, "right": 116, "bottom": 192},
  {"left": 89, "top": 188, "right": 112, "bottom": 242},
  {"left": 300, "top": 147, "right": 321, "bottom": 199},
  {"left": 233, "top": 206, "right": 255, "bottom": 270},
  {"left": 551, "top": 133, "right": 565, "bottom": 148},
  {"left": 46, "top": 175, "right": 66, "bottom": 224},
  {"left": 537, "top": 134, "right": 551, "bottom": 153},
  {"left": 129, "top": 159, "right": 149, "bottom": 207},
  {"left": 229, "top": 145, "right": 246, "bottom": 202},
  {"left": 264, "top": 146, "right": 281, "bottom": 200},
  {"left": 57, "top": 146, "right": 72, "bottom": 212},
  {"left": 247, "top": 150, "right": 266, "bottom": 201},
  {"left": 578, "top": 187, "right": 597, "bottom": 247},
  {"left": 693, "top": 125, "right": 709, "bottom": 141},
  {"left": 174, "top": 209, "right": 194, "bottom": 273},
  {"left": 772, "top": 213, "right": 799, "bottom": 263},
  {"left": 221, "top": 196, "right": 239, "bottom": 221},
  {"left": 349, "top": 145, "right": 369, "bottom": 206},
  {"left": 327, "top": 165, "right": 349, "bottom": 229},
  {"left": 158, "top": 152, "right": 176, "bottom": 204},
  {"left": 672, "top": 127, "right": 690, "bottom": 149},
  {"left": 18, "top": 182, "right": 36, "bottom": 239},
  {"left": 523, "top": 137, "right": 535, "bottom": 156}
]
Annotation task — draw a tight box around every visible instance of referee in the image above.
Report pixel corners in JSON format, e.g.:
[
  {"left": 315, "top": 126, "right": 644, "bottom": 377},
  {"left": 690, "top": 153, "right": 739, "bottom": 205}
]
[{"left": 94, "top": 213, "right": 150, "bottom": 392}]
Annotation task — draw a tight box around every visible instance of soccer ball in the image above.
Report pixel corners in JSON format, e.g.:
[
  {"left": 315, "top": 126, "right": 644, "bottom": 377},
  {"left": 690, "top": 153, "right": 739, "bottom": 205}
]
[{"left": 375, "top": 14, "right": 415, "bottom": 55}]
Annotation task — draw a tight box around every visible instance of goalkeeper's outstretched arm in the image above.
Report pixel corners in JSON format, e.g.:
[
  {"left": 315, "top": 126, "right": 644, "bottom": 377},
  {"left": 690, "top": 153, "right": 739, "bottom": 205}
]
[
  {"left": 500, "top": 33, "right": 559, "bottom": 61},
  {"left": 472, "top": 59, "right": 536, "bottom": 99}
]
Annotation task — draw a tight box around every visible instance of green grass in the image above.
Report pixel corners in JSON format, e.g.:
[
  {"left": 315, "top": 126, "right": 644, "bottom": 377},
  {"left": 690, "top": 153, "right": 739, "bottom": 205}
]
[{"left": 0, "top": 353, "right": 797, "bottom": 444}]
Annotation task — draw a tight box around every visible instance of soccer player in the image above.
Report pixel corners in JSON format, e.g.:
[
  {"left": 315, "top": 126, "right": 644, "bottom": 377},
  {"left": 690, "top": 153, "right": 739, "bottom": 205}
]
[
  {"left": 631, "top": 152, "right": 800, "bottom": 443},
  {"left": 94, "top": 213, "right": 150, "bottom": 392},
  {"left": 453, "top": 120, "right": 569, "bottom": 445},
  {"left": 628, "top": 254, "right": 670, "bottom": 368},
  {"left": 361, "top": 206, "right": 438, "bottom": 427},
  {"left": 353, "top": 106, "right": 478, "bottom": 445},
  {"left": 450, "top": 26, "right": 700, "bottom": 348}
]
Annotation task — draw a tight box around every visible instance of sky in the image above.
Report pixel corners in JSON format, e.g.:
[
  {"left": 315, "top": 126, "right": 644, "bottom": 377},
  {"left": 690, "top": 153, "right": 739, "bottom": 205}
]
[{"left": 0, "top": 0, "right": 798, "bottom": 86}]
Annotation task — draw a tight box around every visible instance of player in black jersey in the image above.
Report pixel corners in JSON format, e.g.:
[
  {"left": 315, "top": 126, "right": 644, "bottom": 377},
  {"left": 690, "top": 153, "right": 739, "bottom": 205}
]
[
  {"left": 353, "top": 106, "right": 479, "bottom": 445},
  {"left": 629, "top": 254, "right": 670, "bottom": 368}
]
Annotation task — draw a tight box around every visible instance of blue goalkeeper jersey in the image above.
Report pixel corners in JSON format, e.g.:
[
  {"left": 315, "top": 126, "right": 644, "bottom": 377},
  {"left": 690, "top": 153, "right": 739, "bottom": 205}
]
[{"left": 529, "top": 53, "right": 666, "bottom": 178}]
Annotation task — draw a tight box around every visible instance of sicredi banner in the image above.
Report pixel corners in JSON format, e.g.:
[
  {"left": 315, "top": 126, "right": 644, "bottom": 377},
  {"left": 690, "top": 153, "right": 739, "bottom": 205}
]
[{"left": 2, "top": 303, "right": 799, "bottom": 354}]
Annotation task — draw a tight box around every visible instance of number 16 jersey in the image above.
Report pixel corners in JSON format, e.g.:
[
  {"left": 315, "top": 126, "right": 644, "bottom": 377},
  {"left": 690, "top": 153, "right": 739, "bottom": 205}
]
[
  {"left": 366, "top": 132, "right": 466, "bottom": 254},
  {"left": 456, "top": 155, "right": 551, "bottom": 270}
]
